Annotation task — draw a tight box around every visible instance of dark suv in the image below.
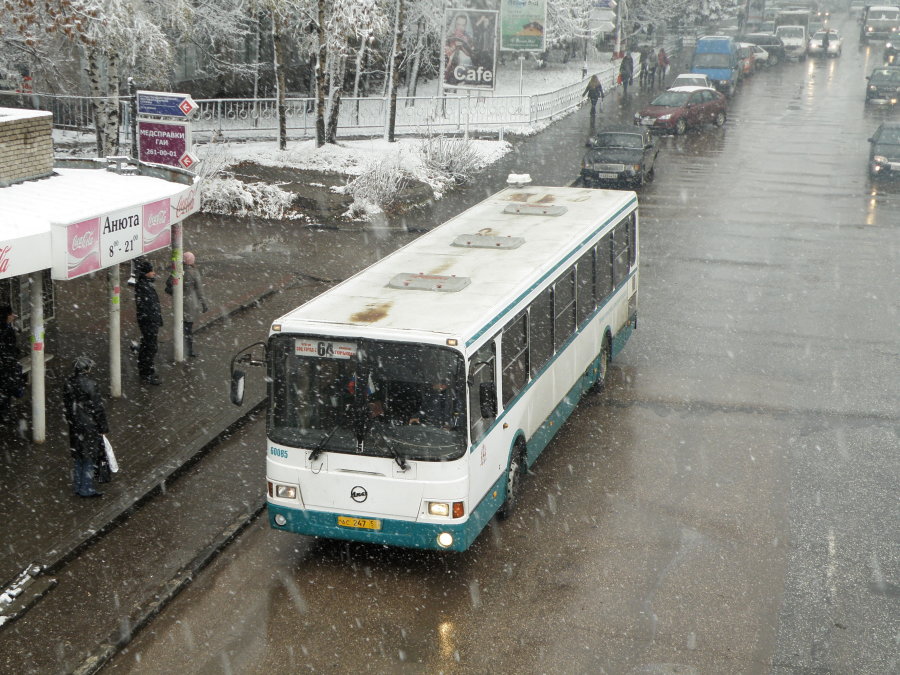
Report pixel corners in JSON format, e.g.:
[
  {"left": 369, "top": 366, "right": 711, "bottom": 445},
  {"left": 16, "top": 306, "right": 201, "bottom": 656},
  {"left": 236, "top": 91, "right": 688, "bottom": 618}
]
[
  {"left": 868, "top": 122, "right": 900, "bottom": 177},
  {"left": 738, "top": 33, "right": 786, "bottom": 66},
  {"left": 580, "top": 125, "right": 659, "bottom": 188}
]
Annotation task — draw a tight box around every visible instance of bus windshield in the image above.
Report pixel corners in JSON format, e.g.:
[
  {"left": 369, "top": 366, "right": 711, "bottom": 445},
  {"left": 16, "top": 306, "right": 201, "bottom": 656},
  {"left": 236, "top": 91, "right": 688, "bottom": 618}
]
[{"left": 268, "top": 335, "right": 467, "bottom": 462}]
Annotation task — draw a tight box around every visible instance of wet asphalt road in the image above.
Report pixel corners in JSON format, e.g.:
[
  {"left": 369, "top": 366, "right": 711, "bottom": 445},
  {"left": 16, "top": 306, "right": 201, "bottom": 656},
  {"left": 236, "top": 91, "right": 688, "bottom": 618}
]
[{"left": 62, "top": 18, "right": 900, "bottom": 674}]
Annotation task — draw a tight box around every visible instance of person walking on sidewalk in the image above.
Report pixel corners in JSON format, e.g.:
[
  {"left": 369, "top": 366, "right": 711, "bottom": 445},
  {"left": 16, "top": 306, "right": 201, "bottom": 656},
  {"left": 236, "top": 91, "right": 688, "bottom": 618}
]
[
  {"left": 657, "top": 47, "right": 669, "bottom": 88},
  {"left": 0, "top": 306, "right": 24, "bottom": 421},
  {"left": 619, "top": 52, "right": 634, "bottom": 97},
  {"left": 583, "top": 75, "right": 605, "bottom": 116},
  {"left": 134, "top": 257, "right": 162, "bottom": 385},
  {"left": 63, "top": 357, "right": 109, "bottom": 498},
  {"left": 181, "top": 251, "right": 209, "bottom": 358}
]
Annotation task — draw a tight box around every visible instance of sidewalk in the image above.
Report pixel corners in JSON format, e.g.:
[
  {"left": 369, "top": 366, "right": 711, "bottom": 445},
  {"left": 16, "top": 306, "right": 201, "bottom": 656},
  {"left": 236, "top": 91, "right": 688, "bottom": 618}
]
[{"left": 0, "top": 211, "right": 416, "bottom": 609}]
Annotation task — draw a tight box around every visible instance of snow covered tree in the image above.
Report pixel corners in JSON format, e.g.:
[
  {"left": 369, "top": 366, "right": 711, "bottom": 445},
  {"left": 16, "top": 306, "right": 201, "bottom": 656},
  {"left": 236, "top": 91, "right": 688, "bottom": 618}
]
[{"left": 1, "top": 0, "right": 171, "bottom": 157}]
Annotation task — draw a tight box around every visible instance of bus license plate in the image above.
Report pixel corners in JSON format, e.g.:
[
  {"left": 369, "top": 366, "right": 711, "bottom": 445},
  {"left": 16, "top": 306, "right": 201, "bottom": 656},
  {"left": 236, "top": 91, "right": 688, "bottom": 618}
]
[{"left": 337, "top": 516, "right": 382, "bottom": 530}]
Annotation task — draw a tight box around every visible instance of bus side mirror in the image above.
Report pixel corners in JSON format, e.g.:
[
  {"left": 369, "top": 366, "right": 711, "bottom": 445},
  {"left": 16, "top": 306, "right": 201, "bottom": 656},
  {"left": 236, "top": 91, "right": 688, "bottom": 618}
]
[
  {"left": 479, "top": 382, "right": 497, "bottom": 418},
  {"left": 231, "top": 369, "right": 246, "bottom": 406}
]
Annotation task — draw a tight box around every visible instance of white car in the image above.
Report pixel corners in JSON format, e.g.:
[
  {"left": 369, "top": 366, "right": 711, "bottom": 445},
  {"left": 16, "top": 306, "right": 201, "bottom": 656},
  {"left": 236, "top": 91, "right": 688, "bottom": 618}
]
[
  {"left": 750, "top": 44, "right": 770, "bottom": 67},
  {"left": 670, "top": 73, "right": 713, "bottom": 89},
  {"left": 808, "top": 29, "right": 842, "bottom": 57}
]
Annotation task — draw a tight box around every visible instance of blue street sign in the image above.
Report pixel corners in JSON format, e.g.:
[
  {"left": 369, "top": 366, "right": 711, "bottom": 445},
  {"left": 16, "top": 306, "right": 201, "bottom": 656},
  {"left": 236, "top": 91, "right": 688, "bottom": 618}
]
[{"left": 136, "top": 90, "right": 198, "bottom": 118}]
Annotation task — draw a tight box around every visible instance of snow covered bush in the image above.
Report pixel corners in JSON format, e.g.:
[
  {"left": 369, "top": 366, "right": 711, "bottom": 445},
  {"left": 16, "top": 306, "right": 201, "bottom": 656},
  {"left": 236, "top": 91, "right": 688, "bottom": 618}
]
[
  {"left": 344, "top": 161, "right": 412, "bottom": 216},
  {"left": 200, "top": 175, "right": 295, "bottom": 220},
  {"left": 418, "top": 135, "right": 483, "bottom": 185}
]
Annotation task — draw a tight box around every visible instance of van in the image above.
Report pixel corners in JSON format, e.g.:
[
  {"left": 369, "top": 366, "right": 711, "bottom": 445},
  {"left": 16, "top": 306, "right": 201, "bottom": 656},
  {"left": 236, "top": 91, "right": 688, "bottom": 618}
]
[
  {"left": 860, "top": 5, "right": 900, "bottom": 41},
  {"left": 691, "top": 36, "right": 741, "bottom": 96}
]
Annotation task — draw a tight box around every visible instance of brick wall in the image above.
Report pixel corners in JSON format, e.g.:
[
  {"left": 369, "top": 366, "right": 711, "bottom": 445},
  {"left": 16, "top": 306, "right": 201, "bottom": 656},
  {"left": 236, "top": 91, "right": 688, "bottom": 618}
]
[{"left": 0, "top": 108, "right": 54, "bottom": 188}]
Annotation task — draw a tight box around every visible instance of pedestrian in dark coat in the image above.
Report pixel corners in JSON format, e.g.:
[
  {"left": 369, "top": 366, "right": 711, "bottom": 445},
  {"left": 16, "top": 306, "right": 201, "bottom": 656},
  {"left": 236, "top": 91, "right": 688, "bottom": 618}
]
[
  {"left": 63, "top": 357, "right": 109, "bottom": 497},
  {"left": 619, "top": 53, "right": 634, "bottom": 95},
  {"left": 0, "top": 305, "right": 23, "bottom": 417},
  {"left": 134, "top": 257, "right": 163, "bottom": 385},
  {"left": 181, "top": 252, "right": 209, "bottom": 358},
  {"left": 583, "top": 75, "right": 605, "bottom": 115}
]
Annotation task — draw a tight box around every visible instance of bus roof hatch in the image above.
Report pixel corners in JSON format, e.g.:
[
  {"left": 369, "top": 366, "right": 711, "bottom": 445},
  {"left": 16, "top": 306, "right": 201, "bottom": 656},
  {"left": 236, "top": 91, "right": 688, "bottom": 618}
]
[{"left": 387, "top": 273, "right": 471, "bottom": 292}]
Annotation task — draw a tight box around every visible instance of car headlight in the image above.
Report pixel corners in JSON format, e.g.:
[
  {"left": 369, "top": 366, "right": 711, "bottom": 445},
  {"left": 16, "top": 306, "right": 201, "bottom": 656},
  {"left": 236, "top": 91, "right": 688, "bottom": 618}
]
[
  {"left": 869, "top": 85, "right": 877, "bottom": 91},
  {"left": 873, "top": 155, "right": 888, "bottom": 164},
  {"left": 886, "top": 42, "right": 893, "bottom": 49},
  {"left": 658, "top": 113, "right": 672, "bottom": 120}
]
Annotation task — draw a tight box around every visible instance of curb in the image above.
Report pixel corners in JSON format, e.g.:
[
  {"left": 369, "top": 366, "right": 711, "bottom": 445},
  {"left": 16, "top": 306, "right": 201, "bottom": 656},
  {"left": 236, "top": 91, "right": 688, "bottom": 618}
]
[{"left": 73, "top": 497, "right": 267, "bottom": 675}]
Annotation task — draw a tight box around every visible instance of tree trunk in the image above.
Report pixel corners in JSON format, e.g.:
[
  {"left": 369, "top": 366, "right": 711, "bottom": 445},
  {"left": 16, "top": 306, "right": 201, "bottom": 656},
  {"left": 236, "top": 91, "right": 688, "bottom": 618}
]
[
  {"left": 315, "top": 0, "right": 327, "bottom": 147},
  {"left": 326, "top": 55, "right": 346, "bottom": 144},
  {"left": 405, "top": 18, "right": 425, "bottom": 103},
  {"left": 105, "top": 52, "right": 121, "bottom": 156},
  {"left": 85, "top": 47, "right": 108, "bottom": 158},
  {"left": 272, "top": 20, "right": 287, "bottom": 150},
  {"left": 387, "top": 0, "right": 405, "bottom": 142},
  {"left": 352, "top": 33, "right": 368, "bottom": 125}
]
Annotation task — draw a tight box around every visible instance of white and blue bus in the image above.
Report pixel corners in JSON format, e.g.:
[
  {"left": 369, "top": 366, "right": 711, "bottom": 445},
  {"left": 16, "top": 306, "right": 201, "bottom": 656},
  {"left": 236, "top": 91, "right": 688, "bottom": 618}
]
[{"left": 233, "top": 185, "right": 638, "bottom": 551}]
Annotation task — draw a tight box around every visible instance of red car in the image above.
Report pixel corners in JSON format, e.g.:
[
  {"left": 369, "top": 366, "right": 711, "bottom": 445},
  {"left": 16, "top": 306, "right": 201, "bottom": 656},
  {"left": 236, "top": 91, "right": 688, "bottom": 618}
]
[{"left": 633, "top": 86, "right": 727, "bottom": 135}]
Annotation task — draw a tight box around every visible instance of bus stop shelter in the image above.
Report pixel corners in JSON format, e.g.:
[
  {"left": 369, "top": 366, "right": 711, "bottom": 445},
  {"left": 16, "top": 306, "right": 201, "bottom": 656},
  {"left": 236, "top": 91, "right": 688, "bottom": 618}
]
[{"left": 1, "top": 153, "right": 198, "bottom": 443}]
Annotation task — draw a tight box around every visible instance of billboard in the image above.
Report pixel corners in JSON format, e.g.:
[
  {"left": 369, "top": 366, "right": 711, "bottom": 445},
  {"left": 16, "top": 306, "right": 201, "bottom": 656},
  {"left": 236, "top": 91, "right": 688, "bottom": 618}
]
[
  {"left": 500, "top": 0, "right": 547, "bottom": 52},
  {"left": 443, "top": 9, "right": 498, "bottom": 91}
]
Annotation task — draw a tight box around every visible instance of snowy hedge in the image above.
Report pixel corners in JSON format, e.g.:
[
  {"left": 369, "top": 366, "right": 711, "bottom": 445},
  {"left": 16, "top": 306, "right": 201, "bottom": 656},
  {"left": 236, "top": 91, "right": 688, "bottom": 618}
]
[
  {"left": 418, "top": 135, "right": 483, "bottom": 186},
  {"left": 200, "top": 175, "right": 295, "bottom": 220},
  {"left": 344, "top": 161, "right": 412, "bottom": 217}
]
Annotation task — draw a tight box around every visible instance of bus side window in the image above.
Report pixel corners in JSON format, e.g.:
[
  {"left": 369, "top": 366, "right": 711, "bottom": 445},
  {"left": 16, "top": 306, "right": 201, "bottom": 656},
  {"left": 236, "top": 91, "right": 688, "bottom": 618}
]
[
  {"left": 626, "top": 213, "right": 637, "bottom": 269},
  {"left": 595, "top": 234, "right": 613, "bottom": 301},
  {"left": 612, "top": 220, "right": 629, "bottom": 287},
  {"left": 468, "top": 339, "right": 496, "bottom": 443},
  {"left": 553, "top": 268, "right": 576, "bottom": 351},
  {"left": 529, "top": 287, "right": 553, "bottom": 378},
  {"left": 501, "top": 313, "right": 528, "bottom": 406},
  {"left": 575, "top": 247, "right": 594, "bottom": 326}
]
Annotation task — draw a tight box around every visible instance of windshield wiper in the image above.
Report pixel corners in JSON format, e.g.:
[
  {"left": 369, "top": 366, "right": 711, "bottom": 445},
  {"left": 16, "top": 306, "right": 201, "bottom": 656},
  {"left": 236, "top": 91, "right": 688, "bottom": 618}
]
[
  {"left": 308, "top": 423, "right": 341, "bottom": 462},
  {"left": 371, "top": 421, "right": 409, "bottom": 472}
]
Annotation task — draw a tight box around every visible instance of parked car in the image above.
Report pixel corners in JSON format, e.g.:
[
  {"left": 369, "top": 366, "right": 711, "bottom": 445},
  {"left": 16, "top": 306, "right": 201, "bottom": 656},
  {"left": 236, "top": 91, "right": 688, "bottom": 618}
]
[
  {"left": 750, "top": 44, "right": 770, "bottom": 67},
  {"left": 865, "top": 66, "right": 900, "bottom": 104},
  {"left": 634, "top": 86, "right": 727, "bottom": 135},
  {"left": 580, "top": 125, "right": 659, "bottom": 187},
  {"left": 808, "top": 29, "right": 842, "bottom": 57},
  {"left": 670, "top": 73, "right": 714, "bottom": 88},
  {"left": 868, "top": 121, "right": 900, "bottom": 177},
  {"left": 691, "top": 36, "right": 742, "bottom": 96},
  {"left": 739, "top": 32, "right": 787, "bottom": 66},
  {"left": 737, "top": 43, "right": 758, "bottom": 75}
]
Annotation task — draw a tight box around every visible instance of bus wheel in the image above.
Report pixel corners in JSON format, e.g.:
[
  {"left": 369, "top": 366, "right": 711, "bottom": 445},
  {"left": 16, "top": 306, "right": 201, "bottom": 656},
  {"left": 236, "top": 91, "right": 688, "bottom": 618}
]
[
  {"left": 498, "top": 444, "right": 527, "bottom": 520},
  {"left": 597, "top": 336, "right": 611, "bottom": 390}
]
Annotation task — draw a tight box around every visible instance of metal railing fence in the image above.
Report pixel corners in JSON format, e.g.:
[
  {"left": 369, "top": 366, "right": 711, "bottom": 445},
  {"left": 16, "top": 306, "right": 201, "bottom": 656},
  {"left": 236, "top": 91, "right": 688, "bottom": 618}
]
[{"left": 0, "top": 35, "right": 682, "bottom": 143}]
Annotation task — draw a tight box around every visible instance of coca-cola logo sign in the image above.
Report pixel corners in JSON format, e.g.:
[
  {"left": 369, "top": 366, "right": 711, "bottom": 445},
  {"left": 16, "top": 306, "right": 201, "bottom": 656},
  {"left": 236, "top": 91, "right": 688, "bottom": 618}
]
[
  {"left": 174, "top": 188, "right": 197, "bottom": 219},
  {"left": 66, "top": 217, "right": 101, "bottom": 279}
]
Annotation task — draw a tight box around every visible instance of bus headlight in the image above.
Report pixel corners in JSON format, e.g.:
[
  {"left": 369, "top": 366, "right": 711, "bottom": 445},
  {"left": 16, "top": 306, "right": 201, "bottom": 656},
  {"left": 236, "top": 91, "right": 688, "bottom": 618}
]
[
  {"left": 437, "top": 532, "right": 454, "bottom": 548},
  {"left": 428, "top": 502, "right": 450, "bottom": 516},
  {"left": 275, "top": 484, "right": 298, "bottom": 500},
  {"left": 428, "top": 501, "right": 465, "bottom": 518}
]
